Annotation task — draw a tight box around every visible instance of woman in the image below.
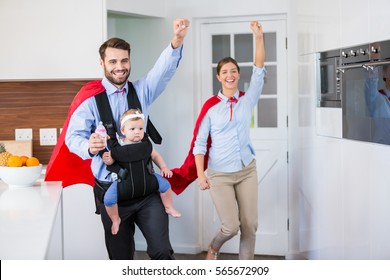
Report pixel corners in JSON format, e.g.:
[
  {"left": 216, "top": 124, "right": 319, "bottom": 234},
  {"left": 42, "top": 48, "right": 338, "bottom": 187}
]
[{"left": 193, "top": 21, "right": 266, "bottom": 260}]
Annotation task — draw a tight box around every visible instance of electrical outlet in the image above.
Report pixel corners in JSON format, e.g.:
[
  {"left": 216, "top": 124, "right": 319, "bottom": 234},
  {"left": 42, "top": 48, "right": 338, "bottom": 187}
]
[
  {"left": 15, "top": 128, "right": 33, "bottom": 140},
  {"left": 40, "top": 128, "right": 57, "bottom": 146}
]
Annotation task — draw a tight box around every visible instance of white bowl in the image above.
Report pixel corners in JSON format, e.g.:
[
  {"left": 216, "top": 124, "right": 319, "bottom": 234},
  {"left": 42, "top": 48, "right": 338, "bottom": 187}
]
[{"left": 0, "top": 164, "right": 42, "bottom": 188}]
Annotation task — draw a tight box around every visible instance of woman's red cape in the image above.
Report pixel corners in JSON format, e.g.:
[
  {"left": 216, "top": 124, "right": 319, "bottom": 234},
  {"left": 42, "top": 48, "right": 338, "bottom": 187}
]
[{"left": 168, "top": 95, "right": 221, "bottom": 195}]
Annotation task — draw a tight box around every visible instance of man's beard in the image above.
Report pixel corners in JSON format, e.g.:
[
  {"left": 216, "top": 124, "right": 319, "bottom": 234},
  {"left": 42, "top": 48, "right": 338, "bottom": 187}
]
[{"left": 104, "top": 67, "right": 130, "bottom": 86}]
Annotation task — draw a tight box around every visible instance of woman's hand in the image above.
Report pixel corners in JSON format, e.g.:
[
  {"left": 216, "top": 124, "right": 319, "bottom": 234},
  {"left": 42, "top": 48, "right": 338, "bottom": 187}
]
[
  {"left": 197, "top": 174, "right": 211, "bottom": 190},
  {"left": 250, "top": 20, "right": 263, "bottom": 38},
  {"left": 250, "top": 20, "right": 265, "bottom": 68}
]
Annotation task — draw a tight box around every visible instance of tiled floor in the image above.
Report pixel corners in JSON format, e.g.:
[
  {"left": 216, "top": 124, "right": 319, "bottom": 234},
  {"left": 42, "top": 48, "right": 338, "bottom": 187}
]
[{"left": 134, "top": 251, "right": 285, "bottom": 260}]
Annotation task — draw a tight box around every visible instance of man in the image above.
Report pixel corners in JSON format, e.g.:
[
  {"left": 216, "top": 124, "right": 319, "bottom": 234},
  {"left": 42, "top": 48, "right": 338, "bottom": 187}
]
[{"left": 46, "top": 18, "right": 190, "bottom": 259}]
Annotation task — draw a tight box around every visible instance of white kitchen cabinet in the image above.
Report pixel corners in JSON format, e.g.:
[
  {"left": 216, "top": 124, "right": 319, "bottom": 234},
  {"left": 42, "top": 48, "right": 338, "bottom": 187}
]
[
  {"left": 369, "top": 0, "right": 390, "bottom": 42},
  {"left": 340, "top": 0, "right": 370, "bottom": 47},
  {"left": 107, "top": 0, "right": 166, "bottom": 17},
  {"left": 0, "top": 0, "right": 105, "bottom": 80},
  {"left": 0, "top": 180, "right": 63, "bottom": 259},
  {"left": 62, "top": 184, "right": 108, "bottom": 260}
]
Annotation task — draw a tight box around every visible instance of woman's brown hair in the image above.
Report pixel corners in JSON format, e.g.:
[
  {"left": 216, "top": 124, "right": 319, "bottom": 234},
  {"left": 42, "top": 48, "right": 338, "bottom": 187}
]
[{"left": 216, "top": 57, "right": 240, "bottom": 75}]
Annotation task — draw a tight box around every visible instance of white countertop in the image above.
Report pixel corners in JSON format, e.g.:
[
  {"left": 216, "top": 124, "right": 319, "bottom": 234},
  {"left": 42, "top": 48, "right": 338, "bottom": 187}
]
[{"left": 0, "top": 178, "right": 63, "bottom": 260}]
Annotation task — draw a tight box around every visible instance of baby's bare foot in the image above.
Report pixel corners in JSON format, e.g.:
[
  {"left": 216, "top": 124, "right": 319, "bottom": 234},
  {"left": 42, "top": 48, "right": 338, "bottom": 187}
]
[
  {"left": 111, "top": 218, "right": 121, "bottom": 235},
  {"left": 165, "top": 207, "right": 182, "bottom": 218}
]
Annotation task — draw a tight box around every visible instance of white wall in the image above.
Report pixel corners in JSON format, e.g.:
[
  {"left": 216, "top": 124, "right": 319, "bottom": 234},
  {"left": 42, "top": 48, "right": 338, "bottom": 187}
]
[
  {"left": 293, "top": 0, "right": 390, "bottom": 259},
  {"left": 0, "top": 0, "right": 105, "bottom": 80}
]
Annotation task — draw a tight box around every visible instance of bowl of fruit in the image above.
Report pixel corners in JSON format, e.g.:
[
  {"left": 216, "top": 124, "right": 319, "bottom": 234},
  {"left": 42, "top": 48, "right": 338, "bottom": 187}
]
[{"left": 0, "top": 143, "right": 42, "bottom": 188}]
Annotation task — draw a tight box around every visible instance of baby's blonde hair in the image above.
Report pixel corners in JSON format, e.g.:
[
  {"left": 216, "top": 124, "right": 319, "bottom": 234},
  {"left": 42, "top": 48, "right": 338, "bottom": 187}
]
[{"left": 120, "top": 108, "right": 143, "bottom": 128}]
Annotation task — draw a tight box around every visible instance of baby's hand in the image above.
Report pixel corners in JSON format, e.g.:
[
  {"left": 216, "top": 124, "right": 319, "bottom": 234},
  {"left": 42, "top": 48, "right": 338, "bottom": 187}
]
[
  {"left": 102, "top": 151, "right": 115, "bottom": 166},
  {"left": 160, "top": 167, "right": 173, "bottom": 178}
]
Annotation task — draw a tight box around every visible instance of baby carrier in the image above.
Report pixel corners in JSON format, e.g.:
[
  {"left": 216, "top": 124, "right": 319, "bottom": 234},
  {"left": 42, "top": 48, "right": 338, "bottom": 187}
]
[{"left": 94, "top": 82, "right": 162, "bottom": 207}]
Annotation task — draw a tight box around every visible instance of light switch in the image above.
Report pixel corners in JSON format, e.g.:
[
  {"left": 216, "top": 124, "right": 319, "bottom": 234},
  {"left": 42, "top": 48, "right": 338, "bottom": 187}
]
[
  {"left": 40, "top": 128, "right": 57, "bottom": 146},
  {"left": 15, "top": 128, "right": 33, "bottom": 140}
]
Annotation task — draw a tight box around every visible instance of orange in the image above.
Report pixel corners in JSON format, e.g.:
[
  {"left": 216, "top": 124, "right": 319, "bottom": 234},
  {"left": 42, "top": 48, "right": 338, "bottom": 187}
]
[
  {"left": 26, "top": 157, "right": 40, "bottom": 167},
  {"left": 7, "top": 155, "right": 23, "bottom": 167},
  {"left": 20, "top": 155, "right": 29, "bottom": 166}
]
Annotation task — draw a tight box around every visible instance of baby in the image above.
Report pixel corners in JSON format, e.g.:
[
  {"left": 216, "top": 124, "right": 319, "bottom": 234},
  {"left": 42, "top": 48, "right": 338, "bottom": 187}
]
[{"left": 101, "top": 108, "right": 181, "bottom": 235}]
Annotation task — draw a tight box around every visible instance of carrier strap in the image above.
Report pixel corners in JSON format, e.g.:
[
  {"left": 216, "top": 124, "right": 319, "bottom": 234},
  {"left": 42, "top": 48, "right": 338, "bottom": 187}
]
[
  {"left": 126, "top": 82, "right": 162, "bottom": 144},
  {"left": 94, "top": 82, "right": 162, "bottom": 144},
  {"left": 94, "top": 82, "right": 161, "bottom": 177}
]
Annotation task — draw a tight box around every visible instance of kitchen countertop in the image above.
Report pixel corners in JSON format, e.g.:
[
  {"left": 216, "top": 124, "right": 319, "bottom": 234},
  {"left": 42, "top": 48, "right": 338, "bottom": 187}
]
[{"left": 0, "top": 178, "right": 63, "bottom": 259}]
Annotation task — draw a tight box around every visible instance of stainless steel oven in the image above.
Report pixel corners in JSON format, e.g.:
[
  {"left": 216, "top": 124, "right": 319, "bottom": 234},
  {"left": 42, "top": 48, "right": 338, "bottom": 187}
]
[
  {"left": 316, "top": 49, "right": 342, "bottom": 108},
  {"left": 338, "top": 40, "right": 390, "bottom": 145}
]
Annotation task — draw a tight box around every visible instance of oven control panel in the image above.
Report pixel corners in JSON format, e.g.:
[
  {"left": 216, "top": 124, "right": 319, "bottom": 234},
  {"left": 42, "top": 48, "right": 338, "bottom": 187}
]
[{"left": 341, "top": 44, "right": 369, "bottom": 64}]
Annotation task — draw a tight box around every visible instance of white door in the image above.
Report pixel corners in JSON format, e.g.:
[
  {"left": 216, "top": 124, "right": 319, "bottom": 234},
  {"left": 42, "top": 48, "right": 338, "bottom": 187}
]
[{"left": 198, "top": 16, "right": 288, "bottom": 256}]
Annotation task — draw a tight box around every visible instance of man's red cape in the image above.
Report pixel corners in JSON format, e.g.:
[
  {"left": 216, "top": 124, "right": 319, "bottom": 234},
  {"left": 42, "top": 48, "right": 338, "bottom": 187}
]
[
  {"left": 169, "top": 95, "right": 221, "bottom": 195},
  {"left": 45, "top": 80, "right": 105, "bottom": 187}
]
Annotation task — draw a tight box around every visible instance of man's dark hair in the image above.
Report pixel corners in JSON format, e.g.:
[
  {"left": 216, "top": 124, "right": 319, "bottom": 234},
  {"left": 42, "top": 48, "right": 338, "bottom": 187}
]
[{"left": 99, "top": 37, "right": 131, "bottom": 60}]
